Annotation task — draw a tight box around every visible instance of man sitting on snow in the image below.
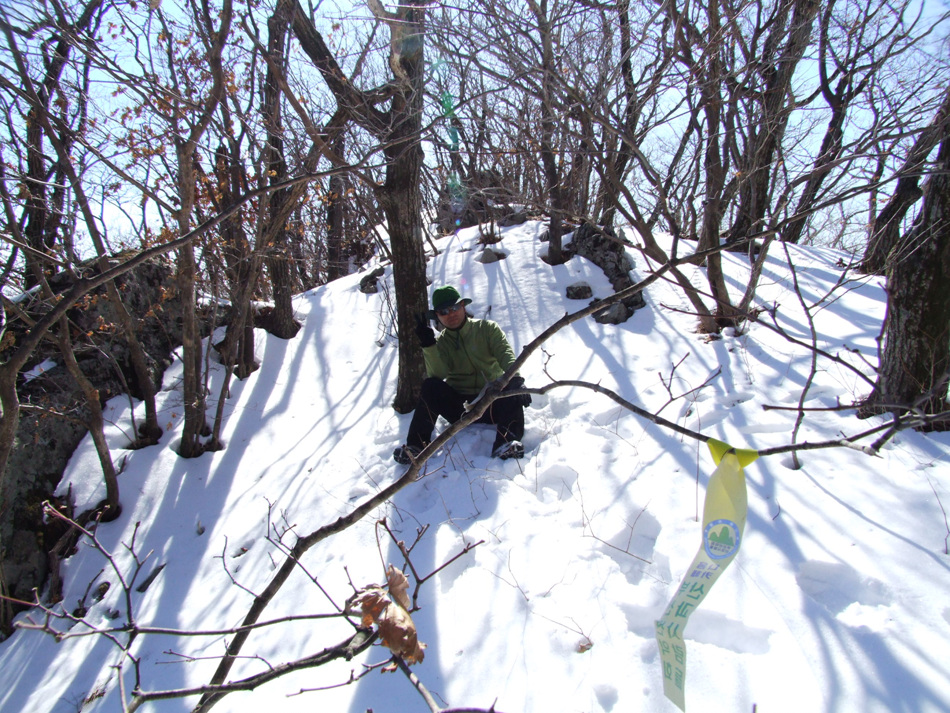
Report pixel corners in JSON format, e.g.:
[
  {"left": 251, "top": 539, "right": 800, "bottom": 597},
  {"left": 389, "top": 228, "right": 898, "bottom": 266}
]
[{"left": 393, "top": 285, "right": 529, "bottom": 464}]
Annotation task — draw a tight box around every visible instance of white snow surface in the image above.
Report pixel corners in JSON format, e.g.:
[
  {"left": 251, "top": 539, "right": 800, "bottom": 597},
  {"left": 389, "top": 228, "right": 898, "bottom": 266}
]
[{"left": 2, "top": 222, "right": 949, "bottom": 713}]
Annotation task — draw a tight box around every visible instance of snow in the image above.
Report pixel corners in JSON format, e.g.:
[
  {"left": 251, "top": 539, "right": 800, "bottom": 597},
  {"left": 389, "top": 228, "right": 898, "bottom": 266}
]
[
  {"left": 2, "top": 222, "right": 949, "bottom": 713},
  {"left": 21, "top": 358, "right": 58, "bottom": 382}
]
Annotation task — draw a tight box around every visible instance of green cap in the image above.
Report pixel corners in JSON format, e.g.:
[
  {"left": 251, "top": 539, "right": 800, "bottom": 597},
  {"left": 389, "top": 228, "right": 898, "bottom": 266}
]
[{"left": 432, "top": 285, "right": 472, "bottom": 311}]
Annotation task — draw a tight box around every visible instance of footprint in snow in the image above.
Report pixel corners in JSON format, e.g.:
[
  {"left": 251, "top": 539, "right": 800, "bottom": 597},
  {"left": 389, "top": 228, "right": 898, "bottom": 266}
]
[
  {"left": 687, "top": 609, "right": 773, "bottom": 655},
  {"left": 796, "top": 560, "right": 893, "bottom": 629},
  {"left": 715, "top": 390, "right": 755, "bottom": 408},
  {"left": 534, "top": 464, "right": 578, "bottom": 503}
]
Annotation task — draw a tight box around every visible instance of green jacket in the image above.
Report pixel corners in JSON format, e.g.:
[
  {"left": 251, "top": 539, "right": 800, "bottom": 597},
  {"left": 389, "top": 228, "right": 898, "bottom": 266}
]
[{"left": 423, "top": 317, "right": 517, "bottom": 395}]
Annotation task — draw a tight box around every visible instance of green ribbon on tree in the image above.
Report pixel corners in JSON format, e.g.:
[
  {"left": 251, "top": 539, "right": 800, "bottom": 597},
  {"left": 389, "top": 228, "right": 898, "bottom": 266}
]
[{"left": 434, "top": 60, "right": 464, "bottom": 221}]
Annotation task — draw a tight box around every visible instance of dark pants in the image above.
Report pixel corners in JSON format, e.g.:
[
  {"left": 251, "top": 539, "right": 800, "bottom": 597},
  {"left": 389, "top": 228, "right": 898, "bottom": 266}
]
[{"left": 406, "top": 377, "right": 524, "bottom": 451}]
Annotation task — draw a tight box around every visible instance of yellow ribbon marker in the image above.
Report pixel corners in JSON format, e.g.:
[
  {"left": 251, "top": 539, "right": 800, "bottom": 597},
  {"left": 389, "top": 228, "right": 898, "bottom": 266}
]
[{"left": 655, "top": 439, "right": 759, "bottom": 710}]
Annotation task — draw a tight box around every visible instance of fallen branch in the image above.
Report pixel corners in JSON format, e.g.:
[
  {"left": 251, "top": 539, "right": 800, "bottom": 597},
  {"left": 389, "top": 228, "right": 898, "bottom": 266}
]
[
  {"left": 520, "top": 378, "right": 925, "bottom": 459},
  {"left": 127, "top": 629, "right": 377, "bottom": 713}
]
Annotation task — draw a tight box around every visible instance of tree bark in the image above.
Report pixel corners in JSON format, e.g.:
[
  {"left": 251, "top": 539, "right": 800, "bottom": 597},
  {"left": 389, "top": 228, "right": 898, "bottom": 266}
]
[
  {"left": 212, "top": 141, "right": 259, "bottom": 380},
  {"left": 175, "top": 229, "right": 206, "bottom": 458},
  {"left": 669, "top": 0, "right": 737, "bottom": 329},
  {"left": 262, "top": 1, "right": 302, "bottom": 340},
  {"left": 376, "top": 0, "right": 429, "bottom": 413},
  {"left": 325, "top": 133, "right": 352, "bottom": 282},
  {"left": 326, "top": 142, "right": 348, "bottom": 282},
  {"left": 56, "top": 318, "right": 120, "bottom": 518},
  {"left": 858, "top": 133, "right": 950, "bottom": 424},
  {"left": 530, "top": 0, "right": 565, "bottom": 264}
]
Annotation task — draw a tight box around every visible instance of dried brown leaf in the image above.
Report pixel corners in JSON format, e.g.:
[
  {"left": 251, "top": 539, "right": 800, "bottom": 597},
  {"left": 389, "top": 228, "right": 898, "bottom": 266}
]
[
  {"left": 377, "top": 601, "right": 426, "bottom": 664},
  {"left": 355, "top": 587, "right": 390, "bottom": 629},
  {"left": 354, "top": 584, "right": 426, "bottom": 664},
  {"left": 387, "top": 565, "right": 412, "bottom": 611}
]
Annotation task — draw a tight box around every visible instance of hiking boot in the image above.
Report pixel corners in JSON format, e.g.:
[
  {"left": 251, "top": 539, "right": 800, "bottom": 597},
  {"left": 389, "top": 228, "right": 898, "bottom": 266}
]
[
  {"left": 492, "top": 440, "right": 524, "bottom": 460},
  {"left": 393, "top": 444, "right": 422, "bottom": 465}
]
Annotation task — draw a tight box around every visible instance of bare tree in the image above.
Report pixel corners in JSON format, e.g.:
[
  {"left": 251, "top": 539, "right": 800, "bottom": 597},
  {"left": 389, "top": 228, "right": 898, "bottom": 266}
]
[
  {"left": 325, "top": 134, "right": 351, "bottom": 280},
  {"left": 432, "top": 0, "right": 949, "bottom": 337},
  {"left": 260, "top": 0, "right": 303, "bottom": 339},
  {"left": 280, "top": 0, "right": 430, "bottom": 412},
  {"left": 859, "top": 85, "right": 950, "bottom": 274},
  {"left": 2, "top": 2, "right": 169, "bottom": 446},
  {"left": 13, "top": 0, "right": 105, "bottom": 287},
  {"left": 143, "top": 0, "right": 235, "bottom": 457}
]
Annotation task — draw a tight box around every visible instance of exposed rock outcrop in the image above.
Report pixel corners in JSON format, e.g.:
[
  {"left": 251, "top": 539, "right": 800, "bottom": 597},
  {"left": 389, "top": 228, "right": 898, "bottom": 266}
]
[
  {"left": 568, "top": 222, "right": 647, "bottom": 324},
  {"left": 1, "top": 256, "right": 189, "bottom": 614}
]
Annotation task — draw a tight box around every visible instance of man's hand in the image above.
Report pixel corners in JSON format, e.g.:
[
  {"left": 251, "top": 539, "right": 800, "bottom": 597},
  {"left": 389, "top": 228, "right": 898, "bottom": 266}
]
[
  {"left": 503, "top": 376, "right": 531, "bottom": 407},
  {"left": 414, "top": 313, "right": 436, "bottom": 347},
  {"left": 505, "top": 376, "right": 525, "bottom": 391}
]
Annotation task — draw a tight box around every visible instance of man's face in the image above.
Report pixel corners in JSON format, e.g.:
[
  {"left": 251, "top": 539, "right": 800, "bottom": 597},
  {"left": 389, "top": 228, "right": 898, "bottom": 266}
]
[{"left": 436, "top": 303, "right": 466, "bottom": 330}]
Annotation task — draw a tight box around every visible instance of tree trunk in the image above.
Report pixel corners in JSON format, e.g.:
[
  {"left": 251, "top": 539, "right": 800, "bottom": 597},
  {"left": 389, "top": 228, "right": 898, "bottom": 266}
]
[
  {"left": 532, "top": 0, "right": 565, "bottom": 265},
  {"left": 174, "top": 147, "right": 209, "bottom": 460},
  {"left": 176, "top": 240, "right": 206, "bottom": 458},
  {"left": 678, "top": 0, "right": 736, "bottom": 330},
  {"left": 0, "top": 366, "right": 21, "bottom": 637},
  {"left": 858, "top": 134, "right": 950, "bottom": 425},
  {"left": 380, "top": 0, "right": 429, "bottom": 414},
  {"left": 281, "top": 0, "right": 429, "bottom": 410},
  {"left": 213, "top": 141, "right": 259, "bottom": 380},
  {"left": 261, "top": 2, "right": 301, "bottom": 340},
  {"left": 597, "top": 0, "right": 643, "bottom": 230},
  {"left": 173, "top": 1, "right": 234, "bottom": 456},
  {"left": 19, "top": 0, "right": 106, "bottom": 288},
  {"left": 57, "top": 318, "right": 120, "bottom": 518},
  {"left": 22, "top": 108, "right": 50, "bottom": 290},
  {"left": 381, "top": 114, "right": 428, "bottom": 413},
  {"left": 781, "top": 81, "right": 855, "bottom": 245},
  {"left": 382, "top": 180, "right": 427, "bottom": 416},
  {"left": 326, "top": 137, "right": 348, "bottom": 281},
  {"left": 859, "top": 179, "right": 923, "bottom": 277},
  {"left": 264, "top": 252, "right": 301, "bottom": 339}
]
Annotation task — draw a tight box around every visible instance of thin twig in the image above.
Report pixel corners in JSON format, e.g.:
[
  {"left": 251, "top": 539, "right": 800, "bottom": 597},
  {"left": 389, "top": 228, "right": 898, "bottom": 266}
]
[
  {"left": 783, "top": 241, "right": 820, "bottom": 469},
  {"left": 926, "top": 476, "right": 950, "bottom": 555},
  {"left": 396, "top": 656, "right": 442, "bottom": 713}
]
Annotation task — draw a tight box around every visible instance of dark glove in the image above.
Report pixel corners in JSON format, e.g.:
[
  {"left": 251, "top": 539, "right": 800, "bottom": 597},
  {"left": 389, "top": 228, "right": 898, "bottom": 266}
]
[
  {"left": 414, "top": 313, "right": 436, "bottom": 348},
  {"left": 504, "top": 376, "right": 531, "bottom": 407}
]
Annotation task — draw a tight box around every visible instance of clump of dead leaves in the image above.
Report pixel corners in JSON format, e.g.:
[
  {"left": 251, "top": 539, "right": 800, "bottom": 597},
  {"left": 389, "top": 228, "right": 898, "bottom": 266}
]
[{"left": 352, "top": 565, "right": 426, "bottom": 666}]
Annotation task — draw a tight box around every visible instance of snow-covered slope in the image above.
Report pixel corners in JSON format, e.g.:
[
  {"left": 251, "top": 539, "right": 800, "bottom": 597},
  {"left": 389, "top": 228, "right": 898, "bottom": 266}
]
[{"left": 2, "top": 222, "right": 949, "bottom": 713}]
